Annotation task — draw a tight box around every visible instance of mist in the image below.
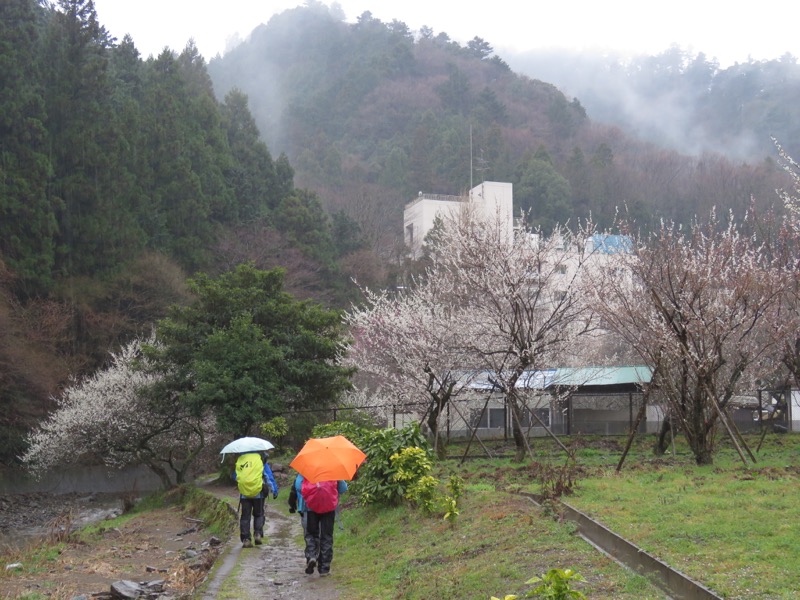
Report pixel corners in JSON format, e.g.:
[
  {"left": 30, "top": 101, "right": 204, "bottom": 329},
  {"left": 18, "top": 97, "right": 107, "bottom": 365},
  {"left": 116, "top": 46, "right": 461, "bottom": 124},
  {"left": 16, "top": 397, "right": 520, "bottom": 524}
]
[{"left": 504, "top": 47, "right": 800, "bottom": 162}]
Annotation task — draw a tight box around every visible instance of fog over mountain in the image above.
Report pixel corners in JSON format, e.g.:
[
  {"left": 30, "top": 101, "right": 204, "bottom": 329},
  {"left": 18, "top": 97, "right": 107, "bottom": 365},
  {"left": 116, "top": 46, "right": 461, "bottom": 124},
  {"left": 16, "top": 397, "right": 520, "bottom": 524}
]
[{"left": 506, "top": 47, "right": 800, "bottom": 162}]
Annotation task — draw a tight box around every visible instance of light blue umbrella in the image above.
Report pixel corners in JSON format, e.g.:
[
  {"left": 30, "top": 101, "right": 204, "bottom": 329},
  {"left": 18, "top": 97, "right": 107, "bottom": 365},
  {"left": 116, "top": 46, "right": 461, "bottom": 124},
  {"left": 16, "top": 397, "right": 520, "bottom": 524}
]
[{"left": 219, "top": 436, "right": 275, "bottom": 455}]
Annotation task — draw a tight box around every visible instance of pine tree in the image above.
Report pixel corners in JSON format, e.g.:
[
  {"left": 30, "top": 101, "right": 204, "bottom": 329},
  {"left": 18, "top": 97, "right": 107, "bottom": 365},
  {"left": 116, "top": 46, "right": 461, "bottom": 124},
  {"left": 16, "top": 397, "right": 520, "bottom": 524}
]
[
  {"left": 221, "top": 88, "right": 278, "bottom": 220},
  {"left": 0, "top": 0, "right": 57, "bottom": 295}
]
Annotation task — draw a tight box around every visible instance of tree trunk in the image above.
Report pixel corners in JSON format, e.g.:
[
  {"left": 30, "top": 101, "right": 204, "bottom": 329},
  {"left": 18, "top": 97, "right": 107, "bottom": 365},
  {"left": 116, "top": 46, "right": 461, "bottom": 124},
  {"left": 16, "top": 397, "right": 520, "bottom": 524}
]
[
  {"left": 695, "top": 448, "right": 714, "bottom": 465},
  {"left": 424, "top": 400, "right": 449, "bottom": 459},
  {"left": 654, "top": 418, "right": 671, "bottom": 456},
  {"left": 509, "top": 399, "right": 526, "bottom": 462},
  {"left": 146, "top": 460, "right": 175, "bottom": 489}
]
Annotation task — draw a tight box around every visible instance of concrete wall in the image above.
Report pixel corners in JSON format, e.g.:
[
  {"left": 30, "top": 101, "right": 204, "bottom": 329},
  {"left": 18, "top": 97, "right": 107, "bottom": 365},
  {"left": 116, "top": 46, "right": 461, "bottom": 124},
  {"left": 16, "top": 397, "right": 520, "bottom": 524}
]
[{"left": 403, "top": 181, "right": 514, "bottom": 258}]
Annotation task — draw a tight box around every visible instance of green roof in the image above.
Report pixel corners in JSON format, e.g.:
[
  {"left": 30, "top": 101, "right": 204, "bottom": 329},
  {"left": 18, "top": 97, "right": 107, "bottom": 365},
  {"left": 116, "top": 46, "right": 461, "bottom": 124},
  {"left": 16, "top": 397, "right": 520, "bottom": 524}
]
[{"left": 550, "top": 366, "right": 652, "bottom": 387}]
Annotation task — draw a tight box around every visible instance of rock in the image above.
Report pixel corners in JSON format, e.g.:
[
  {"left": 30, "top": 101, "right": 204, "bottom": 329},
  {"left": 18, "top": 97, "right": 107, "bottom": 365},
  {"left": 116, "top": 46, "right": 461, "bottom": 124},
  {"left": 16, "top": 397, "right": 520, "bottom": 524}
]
[
  {"left": 109, "top": 578, "right": 165, "bottom": 599},
  {"left": 143, "top": 579, "right": 165, "bottom": 593},
  {"left": 110, "top": 580, "right": 142, "bottom": 599},
  {"left": 208, "top": 535, "right": 222, "bottom": 546},
  {"left": 5, "top": 562, "right": 22, "bottom": 570}
]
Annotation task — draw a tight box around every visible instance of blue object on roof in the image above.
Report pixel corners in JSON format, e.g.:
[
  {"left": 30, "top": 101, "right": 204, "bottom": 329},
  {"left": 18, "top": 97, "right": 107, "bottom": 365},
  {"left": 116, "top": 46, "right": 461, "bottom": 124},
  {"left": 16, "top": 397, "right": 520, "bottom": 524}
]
[{"left": 591, "top": 234, "right": 633, "bottom": 254}]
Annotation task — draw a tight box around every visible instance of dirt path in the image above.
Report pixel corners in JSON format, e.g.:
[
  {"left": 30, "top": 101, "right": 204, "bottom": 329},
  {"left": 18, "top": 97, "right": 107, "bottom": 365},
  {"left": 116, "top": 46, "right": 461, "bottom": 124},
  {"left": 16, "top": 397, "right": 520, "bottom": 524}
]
[{"left": 201, "top": 487, "right": 340, "bottom": 600}]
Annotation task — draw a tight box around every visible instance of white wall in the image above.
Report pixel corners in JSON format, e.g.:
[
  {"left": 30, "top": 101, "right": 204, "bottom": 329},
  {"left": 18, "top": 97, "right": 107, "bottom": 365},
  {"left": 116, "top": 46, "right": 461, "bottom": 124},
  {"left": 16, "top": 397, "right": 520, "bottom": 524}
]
[
  {"left": 469, "top": 181, "right": 514, "bottom": 244},
  {"left": 403, "top": 181, "right": 514, "bottom": 258}
]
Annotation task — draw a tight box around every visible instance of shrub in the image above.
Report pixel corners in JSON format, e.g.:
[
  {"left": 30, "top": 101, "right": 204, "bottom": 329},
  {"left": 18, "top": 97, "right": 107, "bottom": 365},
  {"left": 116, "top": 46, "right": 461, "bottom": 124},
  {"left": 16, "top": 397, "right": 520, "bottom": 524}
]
[
  {"left": 351, "top": 423, "right": 432, "bottom": 506},
  {"left": 260, "top": 416, "right": 288, "bottom": 451},
  {"left": 491, "top": 568, "right": 587, "bottom": 600}
]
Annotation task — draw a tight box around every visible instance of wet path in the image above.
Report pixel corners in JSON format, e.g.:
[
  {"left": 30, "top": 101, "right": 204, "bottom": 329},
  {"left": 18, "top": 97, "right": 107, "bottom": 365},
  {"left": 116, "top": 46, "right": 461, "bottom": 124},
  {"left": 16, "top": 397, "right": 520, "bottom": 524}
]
[{"left": 201, "top": 489, "right": 339, "bottom": 600}]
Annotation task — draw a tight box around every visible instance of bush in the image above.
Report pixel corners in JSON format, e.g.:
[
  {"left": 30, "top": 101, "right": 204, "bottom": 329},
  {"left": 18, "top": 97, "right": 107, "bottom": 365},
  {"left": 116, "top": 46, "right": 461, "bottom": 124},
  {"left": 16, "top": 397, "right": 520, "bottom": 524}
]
[
  {"left": 311, "top": 421, "right": 371, "bottom": 447},
  {"left": 351, "top": 423, "right": 432, "bottom": 506}
]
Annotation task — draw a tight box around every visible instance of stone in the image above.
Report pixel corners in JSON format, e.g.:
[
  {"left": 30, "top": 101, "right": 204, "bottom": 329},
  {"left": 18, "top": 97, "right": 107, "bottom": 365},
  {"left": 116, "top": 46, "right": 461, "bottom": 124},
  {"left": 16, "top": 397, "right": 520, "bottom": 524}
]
[{"left": 110, "top": 580, "right": 142, "bottom": 599}]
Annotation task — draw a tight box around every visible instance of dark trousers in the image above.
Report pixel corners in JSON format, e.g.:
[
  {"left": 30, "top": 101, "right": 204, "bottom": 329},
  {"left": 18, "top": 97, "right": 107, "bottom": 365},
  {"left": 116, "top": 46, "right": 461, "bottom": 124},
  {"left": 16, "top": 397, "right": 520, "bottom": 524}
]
[
  {"left": 240, "top": 497, "right": 265, "bottom": 541},
  {"left": 304, "top": 509, "right": 335, "bottom": 571}
]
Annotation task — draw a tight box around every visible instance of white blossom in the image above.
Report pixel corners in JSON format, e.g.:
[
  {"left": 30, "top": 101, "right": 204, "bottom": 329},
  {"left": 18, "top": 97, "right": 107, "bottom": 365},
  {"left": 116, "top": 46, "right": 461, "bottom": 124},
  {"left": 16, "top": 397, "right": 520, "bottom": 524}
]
[
  {"left": 587, "top": 213, "right": 784, "bottom": 464},
  {"left": 22, "top": 336, "right": 218, "bottom": 487}
]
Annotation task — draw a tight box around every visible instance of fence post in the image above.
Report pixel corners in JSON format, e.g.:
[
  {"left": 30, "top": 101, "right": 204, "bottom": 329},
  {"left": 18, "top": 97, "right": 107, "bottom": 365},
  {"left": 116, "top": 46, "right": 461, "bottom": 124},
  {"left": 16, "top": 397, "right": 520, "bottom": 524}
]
[
  {"left": 392, "top": 404, "right": 396, "bottom": 428},
  {"left": 503, "top": 395, "right": 509, "bottom": 441},
  {"left": 629, "top": 392, "right": 633, "bottom": 432},
  {"left": 446, "top": 401, "right": 451, "bottom": 444}
]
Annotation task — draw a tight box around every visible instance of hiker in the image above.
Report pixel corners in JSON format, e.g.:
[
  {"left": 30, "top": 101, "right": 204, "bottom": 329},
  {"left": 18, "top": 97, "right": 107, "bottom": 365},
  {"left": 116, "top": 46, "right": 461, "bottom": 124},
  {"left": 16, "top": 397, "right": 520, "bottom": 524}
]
[
  {"left": 299, "top": 475, "right": 348, "bottom": 577},
  {"left": 288, "top": 472, "right": 307, "bottom": 535},
  {"left": 233, "top": 451, "right": 278, "bottom": 548}
]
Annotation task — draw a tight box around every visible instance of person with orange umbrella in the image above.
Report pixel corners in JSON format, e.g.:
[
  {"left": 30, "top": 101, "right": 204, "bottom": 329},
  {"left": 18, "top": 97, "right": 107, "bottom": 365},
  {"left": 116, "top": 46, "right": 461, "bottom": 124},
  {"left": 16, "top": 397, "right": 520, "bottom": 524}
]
[{"left": 289, "top": 436, "right": 366, "bottom": 577}]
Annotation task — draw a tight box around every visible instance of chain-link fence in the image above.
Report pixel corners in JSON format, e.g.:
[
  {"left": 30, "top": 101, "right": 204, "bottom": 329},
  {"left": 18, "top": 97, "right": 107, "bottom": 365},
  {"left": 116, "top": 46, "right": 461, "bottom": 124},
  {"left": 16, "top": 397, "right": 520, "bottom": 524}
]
[{"left": 296, "top": 388, "right": 796, "bottom": 443}]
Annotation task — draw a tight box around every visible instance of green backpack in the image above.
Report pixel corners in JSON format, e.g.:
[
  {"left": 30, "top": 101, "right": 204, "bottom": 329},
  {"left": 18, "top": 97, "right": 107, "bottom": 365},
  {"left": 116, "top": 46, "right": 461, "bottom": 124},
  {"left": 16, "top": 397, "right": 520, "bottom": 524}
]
[{"left": 235, "top": 453, "right": 264, "bottom": 498}]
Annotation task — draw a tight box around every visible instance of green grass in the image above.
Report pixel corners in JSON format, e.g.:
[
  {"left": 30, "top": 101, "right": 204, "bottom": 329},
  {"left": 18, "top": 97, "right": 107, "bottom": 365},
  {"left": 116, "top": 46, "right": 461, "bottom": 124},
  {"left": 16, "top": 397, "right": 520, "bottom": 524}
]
[
  {"left": 334, "top": 485, "right": 666, "bottom": 599},
  {"left": 565, "top": 435, "right": 800, "bottom": 599},
  {"left": 331, "top": 433, "right": 798, "bottom": 599},
  {"left": 215, "top": 561, "right": 249, "bottom": 600}
]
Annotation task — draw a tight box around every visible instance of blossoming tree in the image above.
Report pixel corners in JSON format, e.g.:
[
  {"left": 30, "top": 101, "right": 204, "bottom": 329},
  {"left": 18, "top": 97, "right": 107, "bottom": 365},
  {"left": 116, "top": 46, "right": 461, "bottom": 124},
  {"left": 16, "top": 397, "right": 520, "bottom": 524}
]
[
  {"left": 433, "top": 210, "right": 600, "bottom": 460},
  {"left": 588, "top": 213, "right": 784, "bottom": 465},
  {"left": 22, "top": 336, "right": 217, "bottom": 487},
  {"left": 346, "top": 203, "right": 600, "bottom": 461},
  {"left": 343, "top": 274, "right": 479, "bottom": 456}
]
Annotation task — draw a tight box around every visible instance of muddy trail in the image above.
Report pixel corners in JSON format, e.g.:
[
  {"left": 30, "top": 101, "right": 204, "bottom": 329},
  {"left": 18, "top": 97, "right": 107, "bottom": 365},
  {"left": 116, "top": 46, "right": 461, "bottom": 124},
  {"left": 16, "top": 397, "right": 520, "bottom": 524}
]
[{"left": 202, "top": 486, "right": 340, "bottom": 600}]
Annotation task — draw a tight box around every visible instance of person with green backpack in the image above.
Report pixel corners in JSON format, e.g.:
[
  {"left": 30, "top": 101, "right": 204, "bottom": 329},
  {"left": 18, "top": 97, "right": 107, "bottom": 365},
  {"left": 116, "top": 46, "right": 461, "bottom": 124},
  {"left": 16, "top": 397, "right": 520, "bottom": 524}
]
[{"left": 233, "top": 452, "right": 279, "bottom": 548}]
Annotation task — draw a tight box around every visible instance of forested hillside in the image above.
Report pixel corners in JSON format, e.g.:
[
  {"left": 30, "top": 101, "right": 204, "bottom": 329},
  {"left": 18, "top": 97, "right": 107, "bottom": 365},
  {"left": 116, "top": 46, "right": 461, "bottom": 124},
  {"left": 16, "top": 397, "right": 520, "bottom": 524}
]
[
  {"left": 1, "top": 0, "right": 796, "bottom": 466},
  {"left": 208, "top": 3, "right": 793, "bottom": 242},
  {"left": 0, "top": 0, "right": 366, "bottom": 463}
]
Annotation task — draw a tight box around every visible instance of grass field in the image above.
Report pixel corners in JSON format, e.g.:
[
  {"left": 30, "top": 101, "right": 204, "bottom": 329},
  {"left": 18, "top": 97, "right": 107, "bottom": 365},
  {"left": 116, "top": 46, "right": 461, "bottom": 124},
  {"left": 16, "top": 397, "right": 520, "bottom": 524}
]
[{"left": 333, "top": 432, "right": 799, "bottom": 599}]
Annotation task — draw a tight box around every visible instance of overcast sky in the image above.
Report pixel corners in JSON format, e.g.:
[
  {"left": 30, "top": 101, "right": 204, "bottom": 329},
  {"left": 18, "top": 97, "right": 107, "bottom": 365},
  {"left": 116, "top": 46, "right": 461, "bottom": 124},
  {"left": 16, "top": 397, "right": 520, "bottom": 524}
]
[{"left": 92, "top": 0, "right": 798, "bottom": 67}]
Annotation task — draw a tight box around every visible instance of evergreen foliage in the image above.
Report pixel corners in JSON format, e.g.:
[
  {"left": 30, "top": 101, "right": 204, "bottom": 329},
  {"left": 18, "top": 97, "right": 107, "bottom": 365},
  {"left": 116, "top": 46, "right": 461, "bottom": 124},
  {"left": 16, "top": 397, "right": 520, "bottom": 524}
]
[
  {"left": 0, "top": 0, "right": 326, "bottom": 292},
  {"left": 144, "top": 263, "right": 354, "bottom": 436},
  {"left": 0, "top": 1, "right": 364, "bottom": 465}
]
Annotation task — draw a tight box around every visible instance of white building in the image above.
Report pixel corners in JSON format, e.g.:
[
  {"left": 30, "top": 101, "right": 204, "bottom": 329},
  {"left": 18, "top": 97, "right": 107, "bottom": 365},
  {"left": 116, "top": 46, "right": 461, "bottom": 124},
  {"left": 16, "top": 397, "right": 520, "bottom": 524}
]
[{"left": 403, "top": 181, "right": 513, "bottom": 258}]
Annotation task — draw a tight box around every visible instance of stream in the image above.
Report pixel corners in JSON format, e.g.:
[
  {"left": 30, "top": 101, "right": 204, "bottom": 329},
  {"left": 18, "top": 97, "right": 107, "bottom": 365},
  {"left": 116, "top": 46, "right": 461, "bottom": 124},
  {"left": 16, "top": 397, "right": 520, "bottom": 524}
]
[{"left": 0, "top": 464, "right": 164, "bottom": 550}]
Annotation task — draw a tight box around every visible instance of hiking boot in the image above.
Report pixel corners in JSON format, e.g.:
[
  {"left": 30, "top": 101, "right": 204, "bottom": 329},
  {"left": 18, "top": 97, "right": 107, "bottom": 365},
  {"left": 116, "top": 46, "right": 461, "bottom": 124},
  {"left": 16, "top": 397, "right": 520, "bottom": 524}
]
[
  {"left": 254, "top": 534, "right": 263, "bottom": 545},
  {"left": 305, "top": 558, "right": 316, "bottom": 574},
  {"left": 242, "top": 539, "right": 252, "bottom": 548},
  {"left": 319, "top": 569, "right": 330, "bottom": 577}
]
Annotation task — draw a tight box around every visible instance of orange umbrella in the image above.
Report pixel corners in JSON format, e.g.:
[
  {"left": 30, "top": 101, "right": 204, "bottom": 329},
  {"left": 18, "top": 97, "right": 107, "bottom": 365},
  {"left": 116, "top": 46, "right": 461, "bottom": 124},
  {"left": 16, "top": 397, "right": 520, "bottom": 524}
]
[{"left": 289, "top": 435, "right": 367, "bottom": 484}]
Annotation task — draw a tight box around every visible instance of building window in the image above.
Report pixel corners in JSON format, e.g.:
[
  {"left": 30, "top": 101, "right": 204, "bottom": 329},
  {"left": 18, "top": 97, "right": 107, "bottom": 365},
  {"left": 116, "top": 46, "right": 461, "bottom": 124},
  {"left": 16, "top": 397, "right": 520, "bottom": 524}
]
[
  {"left": 518, "top": 407, "right": 550, "bottom": 428},
  {"left": 472, "top": 407, "right": 507, "bottom": 428},
  {"left": 406, "top": 223, "right": 414, "bottom": 245}
]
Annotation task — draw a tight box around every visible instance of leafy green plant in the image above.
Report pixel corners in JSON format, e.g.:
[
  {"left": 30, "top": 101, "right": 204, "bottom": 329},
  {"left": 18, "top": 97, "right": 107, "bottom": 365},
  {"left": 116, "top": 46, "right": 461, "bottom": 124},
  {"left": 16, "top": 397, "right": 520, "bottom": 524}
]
[
  {"left": 311, "top": 421, "right": 371, "bottom": 447},
  {"left": 392, "top": 446, "right": 436, "bottom": 511},
  {"left": 491, "top": 568, "right": 587, "bottom": 600},
  {"left": 448, "top": 474, "right": 465, "bottom": 501},
  {"left": 527, "top": 568, "right": 587, "bottom": 599},
  {"left": 260, "top": 416, "right": 288, "bottom": 450},
  {"left": 391, "top": 446, "right": 434, "bottom": 483},
  {"left": 351, "top": 423, "right": 432, "bottom": 506},
  {"left": 441, "top": 495, "right": 460, "bottom": 523},
  {"left": 406, "top": 474, "right": 439, "bottom": 512}
]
